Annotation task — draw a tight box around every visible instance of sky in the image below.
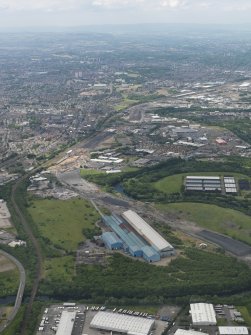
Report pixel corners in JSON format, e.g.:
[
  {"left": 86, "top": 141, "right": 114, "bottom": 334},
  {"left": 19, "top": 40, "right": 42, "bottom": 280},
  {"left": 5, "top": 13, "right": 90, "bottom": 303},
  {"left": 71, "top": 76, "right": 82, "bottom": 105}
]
[{"left": 0, "top": 0, "right": 251, "bottom": 29}]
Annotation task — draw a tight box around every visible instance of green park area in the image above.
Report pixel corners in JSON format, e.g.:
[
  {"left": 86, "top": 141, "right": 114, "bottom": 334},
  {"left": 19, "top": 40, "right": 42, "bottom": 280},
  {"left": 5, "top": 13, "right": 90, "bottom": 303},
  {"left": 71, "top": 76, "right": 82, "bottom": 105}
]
[
  {"left": 157, "top": 202, "right": 251, "bottom": 245},
  {"left": 27, "top": 197, "right": 100, "bottom": 283},
  {"left": 28, "top": 198, "right": 100, "bottom": 252}
]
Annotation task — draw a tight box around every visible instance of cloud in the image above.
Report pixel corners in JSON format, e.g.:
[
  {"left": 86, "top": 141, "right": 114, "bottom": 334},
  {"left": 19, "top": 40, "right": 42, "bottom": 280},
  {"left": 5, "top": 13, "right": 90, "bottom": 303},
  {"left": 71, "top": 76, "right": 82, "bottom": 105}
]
[
  {"left": 0, "top": 0, "right": 191, "bottom": 12},
  {"left": 0, "top": 0, "right": 251, "bottom": 13}
]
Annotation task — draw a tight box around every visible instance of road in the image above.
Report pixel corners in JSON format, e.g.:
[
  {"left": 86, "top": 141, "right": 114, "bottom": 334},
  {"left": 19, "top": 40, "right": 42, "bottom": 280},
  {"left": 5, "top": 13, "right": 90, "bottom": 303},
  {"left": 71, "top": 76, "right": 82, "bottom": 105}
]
[{"left": 0, "top": 249, "right": 26, "bottom": 333}]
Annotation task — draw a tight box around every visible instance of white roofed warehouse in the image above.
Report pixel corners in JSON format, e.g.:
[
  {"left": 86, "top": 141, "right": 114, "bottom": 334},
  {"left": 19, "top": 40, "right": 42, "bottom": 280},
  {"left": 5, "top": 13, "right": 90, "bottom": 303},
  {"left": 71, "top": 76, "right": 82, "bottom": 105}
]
[
  {"left": 56, "top": 311, "right": 76, "bottom": 335},
  {"left": 122, "top": 210, "right": 174, "bottom": 257},
  {"left": 174, "top": 329, "right": 208, "bottom": 335},
  {"left": 90, "top": 311, "right": 154, "bottom": 335},
  {"left": 218, "top": 327, "right": 249, "bottom": 335},
  {"left": 190, "top": 303, "right": 217, "bottom": 326}
]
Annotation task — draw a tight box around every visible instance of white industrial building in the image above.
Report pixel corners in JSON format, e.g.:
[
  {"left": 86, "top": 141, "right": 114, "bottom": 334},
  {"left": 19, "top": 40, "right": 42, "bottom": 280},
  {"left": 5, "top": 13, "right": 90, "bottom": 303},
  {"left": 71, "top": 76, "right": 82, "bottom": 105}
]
[
  {"left": 218, "top": 327, "right": 249, "bottom": 335},
  {"left": 224, "top": 177, "right": 237, "bottom": 194},
  {"left": 175, "top": 329, "right": 208, "bottom": 335},
  {"left": 56, "top": 311, "right": 76, "bottom": 335},
  {"left": 122, "top": 210, "right": 174, "bottom": 256},
  {"left": 190, "top": 303, "right": 217, "bottom": 326},
  {"left": 90, "top": 311, "right": 154, "bottom": 335}
]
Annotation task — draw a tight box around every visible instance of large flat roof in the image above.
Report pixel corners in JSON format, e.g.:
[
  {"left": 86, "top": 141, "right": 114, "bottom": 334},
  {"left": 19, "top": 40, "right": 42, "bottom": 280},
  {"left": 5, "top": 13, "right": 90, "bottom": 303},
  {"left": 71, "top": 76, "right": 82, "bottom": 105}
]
[
  {"left": 122, "top": 210, "right": 173, "bottom": 252},
  {"left": 186, "top": 176, "right": 220, "bottom": 180},
  {"left": 190, "top": 303, "right": 216, "bottom": 325},
  {"left": 56, "top": 311, "right": 76, "bottom": 335},
  {"left": 175, "top": 329, "right": 208, "bottom": 335},
  {"left": 219, "top": 327, "right": 249, "bottom": 335},
  {"left": 90, "top": 311, "right": 154, "bottom": 335}
]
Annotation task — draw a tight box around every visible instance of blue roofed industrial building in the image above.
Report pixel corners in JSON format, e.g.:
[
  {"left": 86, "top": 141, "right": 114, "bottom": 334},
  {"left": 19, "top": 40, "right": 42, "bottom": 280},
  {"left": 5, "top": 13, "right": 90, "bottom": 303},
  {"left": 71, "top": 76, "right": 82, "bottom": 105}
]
[
  {"left": 102, "top": 232, "right": 123, "bottom": 250},
  {"left": 101, "top": 210, "right": 174, "bottom": 263}
]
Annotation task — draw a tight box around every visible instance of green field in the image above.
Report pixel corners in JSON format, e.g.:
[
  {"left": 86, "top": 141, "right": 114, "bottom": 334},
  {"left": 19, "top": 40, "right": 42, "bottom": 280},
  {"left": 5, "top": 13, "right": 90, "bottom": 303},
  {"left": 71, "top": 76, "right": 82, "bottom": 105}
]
[
  {"left": 114, "top": 98, "right": 138, "bottom": 111},
  {"left": 157, "top": 202, "right": 251, "bottom": 245},
  {"left": 28, "top": 198, "right": 100, "bottom": 252},
  {"left": 154, "top": 172, "right": 251, "bottom": 194},
  {"left": 0, "top": 268, "right": 19, "bottom": 297},
  {"left": 80, "top": 169, "right": 105, "bottom": 177},
  {"left": 44, "top": 256, "right": 75, "bottom": 282},
  {"left": 237, "top": 306, "right": 251, "bottom": 326}
]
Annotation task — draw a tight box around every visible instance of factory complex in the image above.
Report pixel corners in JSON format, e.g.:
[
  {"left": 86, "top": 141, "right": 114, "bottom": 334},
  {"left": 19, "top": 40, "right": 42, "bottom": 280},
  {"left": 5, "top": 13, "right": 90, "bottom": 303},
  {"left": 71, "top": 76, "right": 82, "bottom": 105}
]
[
  {"left": 101, "top": 210, "right": 175, "bottom": 262},
  {"left": 36, "top": 303, "right": 250, "bottom": 335},
  {"left": 90, "top": 311, "right": 154, "bottom": 335},
  {"left": 185, "top": 176, "right": 237, "bottom": 194}
]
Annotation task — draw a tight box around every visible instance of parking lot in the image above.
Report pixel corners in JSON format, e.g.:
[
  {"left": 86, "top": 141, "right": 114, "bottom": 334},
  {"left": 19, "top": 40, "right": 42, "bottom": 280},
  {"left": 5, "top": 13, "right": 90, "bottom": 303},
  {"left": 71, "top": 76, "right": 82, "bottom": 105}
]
[
  {"left": 36, "top": 304, "right": 168, "bottom": 335},
  {"left": 36, "top": 304, "right": 86, "bottom": 334}
]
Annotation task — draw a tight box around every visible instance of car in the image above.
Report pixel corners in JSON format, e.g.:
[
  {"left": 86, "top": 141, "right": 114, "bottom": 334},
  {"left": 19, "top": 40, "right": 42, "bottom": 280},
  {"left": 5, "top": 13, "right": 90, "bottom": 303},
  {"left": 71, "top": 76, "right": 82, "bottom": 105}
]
[{"left": 113, "top": 308, "right": 117, "bottom": 312}]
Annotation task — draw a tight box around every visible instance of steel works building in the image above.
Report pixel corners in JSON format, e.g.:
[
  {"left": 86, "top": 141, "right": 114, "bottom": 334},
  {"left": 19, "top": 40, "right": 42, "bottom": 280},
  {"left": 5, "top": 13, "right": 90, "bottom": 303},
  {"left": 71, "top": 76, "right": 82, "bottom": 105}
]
[
  {"left": 90, "top": 311, "right": 154, "bottom": 335},
  {"left": 101, "top": 210, "right": 174, "bottom": 262}
]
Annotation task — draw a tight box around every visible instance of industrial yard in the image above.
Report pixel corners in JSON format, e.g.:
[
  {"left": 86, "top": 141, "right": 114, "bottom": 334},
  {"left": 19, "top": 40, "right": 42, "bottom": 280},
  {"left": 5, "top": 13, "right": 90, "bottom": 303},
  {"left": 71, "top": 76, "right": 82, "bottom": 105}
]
[{"left": 36, "top": 302, "right": 250, "bottom": 335}]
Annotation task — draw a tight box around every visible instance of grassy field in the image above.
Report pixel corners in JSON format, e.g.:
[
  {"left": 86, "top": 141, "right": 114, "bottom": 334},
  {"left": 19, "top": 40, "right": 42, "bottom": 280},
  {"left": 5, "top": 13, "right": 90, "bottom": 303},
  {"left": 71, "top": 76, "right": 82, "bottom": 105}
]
[
  {"left": 28, "top": 198, "right": 100, "bottom": 252},
  {"left": 157, "top": 202, "right": 251, "bottom": 245},
  {"left": 0, "top": 268, "right": 19, "bottom": 297},
  {"left": 154, "top": 172, "right": 251, "bottom": 194},
  {"left": 237, "top": 306, "right": 251, "bottom": 326},
  {"left": 114, "top": 98, "right": 139, "bottom": 111},
  {"left": 80, "top": 169, "right": 105, "bottom": 177},
  {"left": 44, "top": 256, "right": 75, "bottom": 282}
]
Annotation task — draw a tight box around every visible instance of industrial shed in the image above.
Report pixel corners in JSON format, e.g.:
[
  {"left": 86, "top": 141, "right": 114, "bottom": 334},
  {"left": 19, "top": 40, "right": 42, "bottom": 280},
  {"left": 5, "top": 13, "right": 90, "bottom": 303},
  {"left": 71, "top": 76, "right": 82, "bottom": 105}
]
[
  {"left": 90, "top": 311, "right": 154, "bottom": 335},
  {"left": 185, "top": 176, "right": 222, "bottom": 192},
  {"left": 102, "top": 232, "right": 123, "bottom": 250},
  {"left": 56, "top": 311, "right": 76, "bottom": 335},
  {"left": 122, "top": 210, "right": 174, "bottom": 256},
  {"left": 218, "top": 327, "right": 249, "bottom": 335},
  {"left": 142, "top": 246, "right": 160, "bottom": 262},
  {"left": 174, "top": 329, "right": 208, "bottom": 335},
  {"left": 190, "top": 303, "right": 217, "bottom": 326}
]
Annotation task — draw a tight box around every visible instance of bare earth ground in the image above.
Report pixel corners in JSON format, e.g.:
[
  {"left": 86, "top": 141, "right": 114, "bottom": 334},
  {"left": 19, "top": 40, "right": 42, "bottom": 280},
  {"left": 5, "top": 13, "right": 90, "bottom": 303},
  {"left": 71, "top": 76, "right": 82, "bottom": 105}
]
[
  {"left": 0, "top": 201, "right": 12, "bottom": 228},
  {"left": 0, "top": 255, "right": 16, "bottom": 272}
]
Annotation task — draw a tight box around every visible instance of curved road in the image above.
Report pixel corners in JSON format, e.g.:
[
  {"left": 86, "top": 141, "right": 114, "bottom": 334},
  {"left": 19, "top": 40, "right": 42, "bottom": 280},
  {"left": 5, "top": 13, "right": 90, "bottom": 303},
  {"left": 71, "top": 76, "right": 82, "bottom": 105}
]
[{"left": 0, "top": 250, "right": 26, "bottom": 333}]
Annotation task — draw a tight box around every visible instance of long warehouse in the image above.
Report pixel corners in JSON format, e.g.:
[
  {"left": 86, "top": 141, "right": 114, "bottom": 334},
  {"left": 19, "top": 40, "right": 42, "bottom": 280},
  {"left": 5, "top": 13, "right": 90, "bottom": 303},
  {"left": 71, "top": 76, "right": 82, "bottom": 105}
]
[
  {"left": 56, "top": 311, "right": 76, "bottom": 335},
  {"left": 90, "top": 311, "right": 154, "bottom": 335},
  {"left": 122, "top": 210, "right": 174, "bottom": 256}
]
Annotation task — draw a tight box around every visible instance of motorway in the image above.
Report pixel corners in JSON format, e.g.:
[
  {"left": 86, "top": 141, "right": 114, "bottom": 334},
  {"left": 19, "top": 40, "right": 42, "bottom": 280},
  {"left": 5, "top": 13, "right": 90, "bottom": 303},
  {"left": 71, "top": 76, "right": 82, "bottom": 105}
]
[{"left": 0, "top": 250, "right": 26, "bottom": 333}]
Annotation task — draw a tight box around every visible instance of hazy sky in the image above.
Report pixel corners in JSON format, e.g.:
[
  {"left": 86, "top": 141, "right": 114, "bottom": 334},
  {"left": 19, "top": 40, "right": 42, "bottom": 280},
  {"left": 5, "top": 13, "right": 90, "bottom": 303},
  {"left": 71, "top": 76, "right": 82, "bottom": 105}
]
[{"left": 0, "top": 0, "right": 251, "bottom": 28}]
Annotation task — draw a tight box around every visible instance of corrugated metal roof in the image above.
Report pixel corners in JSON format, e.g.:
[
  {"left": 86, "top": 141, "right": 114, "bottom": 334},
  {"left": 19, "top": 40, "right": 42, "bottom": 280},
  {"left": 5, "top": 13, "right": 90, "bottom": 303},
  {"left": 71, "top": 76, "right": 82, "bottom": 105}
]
[
  {"left": 219, "top": 327, "right": 249, "bottom": 335},
  {"left": 175, "top": 329, "right": 208, "bottom": 335},
  {"left": 186, "top": 176, "right": 220, "bottom": 180},
  {"left": 190, "top": 303, "right": 216, "bottom": 325},
  {"left": 122, "top": 210, "right": 173, "bottom": 252},
  {"left": 102, "top": 232, "right": 122, "bottom": 245},
  {"left": 103, "top": 215, "right": 148, "bottom": 250},
  {"left": 142, "top": 246, "right": 160, "bottom": 259},
  {"left": 90, "top": 311, "right": 154, "bottom": 335},
  {"left": 56, "top": 311, "right": 76, "bottom": 335}
]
